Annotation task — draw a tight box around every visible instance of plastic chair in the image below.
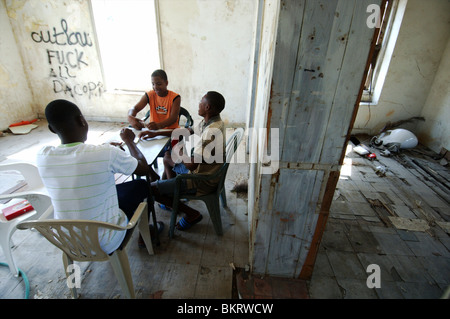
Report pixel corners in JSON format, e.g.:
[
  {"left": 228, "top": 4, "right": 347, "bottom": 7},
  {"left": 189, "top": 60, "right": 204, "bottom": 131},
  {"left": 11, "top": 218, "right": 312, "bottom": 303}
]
[
  {"left": 143, "top": 106, "right": 193, "bottom": 129},
  {"left": 17, "top": 202, "right": 151, "bottom": 299},
  {"left": 0, "top": 162, "right": 47, "bottom": 195},
  {"left": 0, "top": 163, "right": 52, "bottom": 276},
  {"left": 178, "top": 106, "right": 194, "bottom": 128},
  {"left": 168, "top": 128, "right": 244, "bottom": 238},
  {"left": 150, "top": 106, "right": 193, "bottom": 169}
]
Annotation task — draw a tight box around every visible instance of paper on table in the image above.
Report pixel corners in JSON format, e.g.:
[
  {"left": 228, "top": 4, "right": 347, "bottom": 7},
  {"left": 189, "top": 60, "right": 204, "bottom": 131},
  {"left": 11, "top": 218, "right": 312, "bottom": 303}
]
[{"left": 138, "top": 128, "right": 173, "bottom": 141}]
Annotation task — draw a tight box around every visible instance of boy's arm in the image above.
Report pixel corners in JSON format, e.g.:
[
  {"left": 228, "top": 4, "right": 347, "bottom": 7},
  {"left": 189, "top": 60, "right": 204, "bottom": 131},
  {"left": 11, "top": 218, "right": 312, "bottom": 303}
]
[
  {"left": 128, "top": 94, "right": 148, "bottom": 130},
  {"left": 175, "top": 127, "right": 197, "bottom": 171},
  {"left": 182, "top": 127, "right": 223, "bottom": 172},
  {"left": 120, "top": 128, "right": 149, "bottom": 176},
  {"left": 139, "top": 129, "right": 174, "bottom": 139},
  {"left": 183, "top": 156, "right": 199, "bottom": 171}
]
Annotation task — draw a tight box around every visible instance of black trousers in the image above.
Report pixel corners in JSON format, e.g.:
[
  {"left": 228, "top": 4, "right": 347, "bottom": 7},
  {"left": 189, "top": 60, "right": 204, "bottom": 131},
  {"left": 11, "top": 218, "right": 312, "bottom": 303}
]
[{"left": 116, "top": 179, "right": 149, "bottom": 221}]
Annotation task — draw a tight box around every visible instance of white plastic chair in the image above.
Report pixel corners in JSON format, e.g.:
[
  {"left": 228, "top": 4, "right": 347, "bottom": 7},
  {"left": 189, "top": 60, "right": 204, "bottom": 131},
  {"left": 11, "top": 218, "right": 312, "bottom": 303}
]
[
  {"left": 17, "top": 202, "right": 150, "bottom": 299},
  {"left": 0, "top": 162, "right": 47, "bottom": 195},
  {"left": 0, "top": 163, "right": 52, "bottom": 276}
]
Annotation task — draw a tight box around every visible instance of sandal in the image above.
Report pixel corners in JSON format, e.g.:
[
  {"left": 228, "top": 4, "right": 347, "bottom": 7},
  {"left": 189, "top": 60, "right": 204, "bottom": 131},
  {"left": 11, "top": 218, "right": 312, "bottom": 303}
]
[{"left": 176, "top": 215, "right": 203, "bottom": 231}]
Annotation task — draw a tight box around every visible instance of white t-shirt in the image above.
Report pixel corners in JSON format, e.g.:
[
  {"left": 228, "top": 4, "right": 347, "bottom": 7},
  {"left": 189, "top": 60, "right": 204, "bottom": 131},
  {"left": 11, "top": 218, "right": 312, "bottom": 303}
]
[{"left": 36, "top": 142, "right": 138, "bottom": 254}]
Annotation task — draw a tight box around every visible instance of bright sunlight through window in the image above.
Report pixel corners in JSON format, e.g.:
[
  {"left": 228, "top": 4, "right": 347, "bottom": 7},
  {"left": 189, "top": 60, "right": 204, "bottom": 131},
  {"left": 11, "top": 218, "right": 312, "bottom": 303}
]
[{"left": 90, "top": 0, "right": 161, "bottom": 92}]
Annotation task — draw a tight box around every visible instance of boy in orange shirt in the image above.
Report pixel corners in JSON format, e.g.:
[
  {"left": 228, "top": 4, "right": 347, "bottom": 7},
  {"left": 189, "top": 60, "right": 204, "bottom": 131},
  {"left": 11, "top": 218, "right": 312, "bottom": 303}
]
[{"left": 127, "top": 69, "right": 180, "bottom": 139}]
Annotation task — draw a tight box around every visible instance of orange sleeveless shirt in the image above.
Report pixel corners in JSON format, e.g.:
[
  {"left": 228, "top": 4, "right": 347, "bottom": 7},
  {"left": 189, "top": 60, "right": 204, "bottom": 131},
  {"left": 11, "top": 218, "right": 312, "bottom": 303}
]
[{"left": 146, "top": 90, "right": 180, "bottom": 129}]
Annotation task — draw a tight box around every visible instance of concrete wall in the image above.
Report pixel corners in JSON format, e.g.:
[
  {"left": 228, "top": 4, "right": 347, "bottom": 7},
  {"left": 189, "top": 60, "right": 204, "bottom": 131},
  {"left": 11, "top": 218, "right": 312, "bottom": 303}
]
[
  {"left": 417, "top": 35, "right": 450, "bottom": 153},
  {"left": 353, "top": 0, "right": 450, "bottom": 152},
  {"left": 158, "top": 0, "right": 257, "bottom": 126},
  {"left": 0, "top": 0, "right": 35, "bottom": 128},
  {"left": 0, "top": 0, "right": 257, "bottom": 130}
]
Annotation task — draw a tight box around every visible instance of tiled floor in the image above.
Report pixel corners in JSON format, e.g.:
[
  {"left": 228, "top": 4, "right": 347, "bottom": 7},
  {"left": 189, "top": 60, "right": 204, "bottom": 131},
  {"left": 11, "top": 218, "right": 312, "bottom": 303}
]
[{"left": 1, "top": 120, "right": 449, "bottom": 299}]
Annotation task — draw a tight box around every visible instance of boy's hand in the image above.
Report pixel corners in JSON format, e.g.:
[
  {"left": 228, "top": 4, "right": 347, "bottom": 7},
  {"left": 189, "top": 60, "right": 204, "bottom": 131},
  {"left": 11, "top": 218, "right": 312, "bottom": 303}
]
[
  {"left": 110, "top": 141, "right": 125, "bottom": 151},
  {"left": 138, "top": 130, "right": 157, "bottom": 139},
  {"left": 146, "top": 122, "right": 160, "bottom": 130},
  {"left": 120, "top": 128, "right": 136, "bottom": 143},
  {"left": 128, "top": 116, "right": 145, "bottom": 130}
]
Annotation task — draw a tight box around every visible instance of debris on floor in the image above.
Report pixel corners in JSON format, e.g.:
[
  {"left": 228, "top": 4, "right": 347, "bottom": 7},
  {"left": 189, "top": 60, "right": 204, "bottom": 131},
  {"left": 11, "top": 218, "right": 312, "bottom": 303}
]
[
  {"left": 231, "top": 175, "right": 248, "bottom": 199},
  {"left": 370, "top": 128, "right": 418, "bottom": 155},
  {"left": 388, "top": 216, "right": 430, "bottom": 232},
  {"left": 8, "top": 124, "right": 39, "bottom": 135},
  {"left": 350, "top": 136, "right": 377, "bottom": 160},
  {"left": 375, "top": 165, "right": 388, "bottom": 177}
]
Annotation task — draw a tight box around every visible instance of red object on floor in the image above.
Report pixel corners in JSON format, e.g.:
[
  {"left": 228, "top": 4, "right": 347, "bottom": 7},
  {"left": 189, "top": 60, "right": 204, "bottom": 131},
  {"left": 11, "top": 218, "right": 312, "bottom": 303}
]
[{"left": 9, "top": 119, "right": 38, "bottom": 127}]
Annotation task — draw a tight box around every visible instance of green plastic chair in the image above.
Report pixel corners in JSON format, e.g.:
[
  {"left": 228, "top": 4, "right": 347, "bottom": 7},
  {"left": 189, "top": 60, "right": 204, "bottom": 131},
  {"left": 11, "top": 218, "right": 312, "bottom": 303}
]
[
  {"left": 143, "top": 106, "right": 193, "bottom": 128},
  {"left": 168, "top": 128, "right": 244, "bottom": 238},
  {"left": 145, "top": 106, "right": 193, "bottom": 169}
]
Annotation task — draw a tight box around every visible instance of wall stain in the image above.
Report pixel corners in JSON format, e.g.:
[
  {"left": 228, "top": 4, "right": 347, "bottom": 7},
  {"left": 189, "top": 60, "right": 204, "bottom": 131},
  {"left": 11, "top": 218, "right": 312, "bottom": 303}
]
[{"left": 386, "top": 110, "right": 395, "bottom": 117}]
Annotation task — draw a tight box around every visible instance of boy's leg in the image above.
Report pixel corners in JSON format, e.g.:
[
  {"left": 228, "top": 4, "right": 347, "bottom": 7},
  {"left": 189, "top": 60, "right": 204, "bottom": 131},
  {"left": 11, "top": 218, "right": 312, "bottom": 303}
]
[
  {"left": 116, "top": 179, "right": 149, "bottom": 220},
  {"left": 163, "top": 151, "right": 176, "bottom": 180},
  {"left": 148, "top": 166, "right": 160, "bottom": 182},
  {"left": 117, "top": 179, "right": 163, "bottom": 246},
  {"left": 151, "top": 179, "right": 201, "bottom": 223}
]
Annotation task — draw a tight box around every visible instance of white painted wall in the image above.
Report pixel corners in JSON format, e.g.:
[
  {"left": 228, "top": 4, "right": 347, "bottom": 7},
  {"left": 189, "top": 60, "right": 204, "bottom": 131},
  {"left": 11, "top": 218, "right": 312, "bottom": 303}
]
[
  {"left": 0, "top": 0, "right": 257, "bottom": 131},
  {"left": 157, "top": 0, "right": 257, "bottom": 126},
  {"left": 0, "top": 0, "right": 34, "bottom": 129},
  {"left": 417, "top": 36, "right": 450, "bottom": 153},
  {"left": 3, "top": 0, "right": 132, "bottom": 126},
  {"left": 353, "top": 0, "right": 450, "bottom": 142}
]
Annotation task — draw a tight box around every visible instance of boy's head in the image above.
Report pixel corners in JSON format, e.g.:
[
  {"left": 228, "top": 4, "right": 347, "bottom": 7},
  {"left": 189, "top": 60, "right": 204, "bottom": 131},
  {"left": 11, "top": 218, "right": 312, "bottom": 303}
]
[
  {"left": 151, "top": 69, "right": 168, "bottom": 97},
  {"left": 45, "top": 99, "right": 88, "bottom": 143},
  {"left": 199, "top": 91, "right": 225, "bottom": 117}
]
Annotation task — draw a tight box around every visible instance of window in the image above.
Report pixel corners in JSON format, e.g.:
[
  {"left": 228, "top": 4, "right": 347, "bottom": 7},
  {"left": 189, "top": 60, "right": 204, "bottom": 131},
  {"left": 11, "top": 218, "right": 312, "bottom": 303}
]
[
  {"left": 90, "top": 0, "right": 161, "bottom": 92},
  {"left": 361, "top": 0, "right": 407, "bottom": 104}
]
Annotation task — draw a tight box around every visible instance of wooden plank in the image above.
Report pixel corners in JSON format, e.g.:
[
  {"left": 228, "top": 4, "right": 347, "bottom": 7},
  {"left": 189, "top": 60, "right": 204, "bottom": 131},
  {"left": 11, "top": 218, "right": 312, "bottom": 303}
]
[
  {"left": 248, "top": 0, "right": 281, "bottom": 274},
  {"left": 299, "top": 170, "right": 340, "bottom": 279},
  {"left": 251, "top": 0, "right": 381, "bottom": 278},
  {"left": 251, "top": 174, "right": 277, "bottom": 274},
  {"left": 321, "top": 0, "right": 382, "bottom": 164},
  {"left": 388, "top": 217, "right": 430, "bottom": 232},
  {"left": 265, "top": 168, "right": 324, "bottom": 276},
  {"left": 269, "top": 0, "right": 305, "bottom": 146},
  {"left": 281, "top": 0, "right": 342, "bottom": 163},
  {"left": 367, "top": 198, "right": 394, "bottom": 227}
]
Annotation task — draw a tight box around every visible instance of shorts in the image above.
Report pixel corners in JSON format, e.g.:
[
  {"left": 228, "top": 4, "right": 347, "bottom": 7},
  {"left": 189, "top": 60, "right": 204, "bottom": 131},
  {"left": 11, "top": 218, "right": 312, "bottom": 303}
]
[
  {"left": 157, "top": 140, "right": 172, "bottom": 158},
  {"left": 173, "top": 163, "right": 190, "bottom": 175},
  {"left": 156, "top": 177, "right": 197, "bottom": 196},
  {"left": 116, "top": 179, "right": 148, "bottom": 219}
]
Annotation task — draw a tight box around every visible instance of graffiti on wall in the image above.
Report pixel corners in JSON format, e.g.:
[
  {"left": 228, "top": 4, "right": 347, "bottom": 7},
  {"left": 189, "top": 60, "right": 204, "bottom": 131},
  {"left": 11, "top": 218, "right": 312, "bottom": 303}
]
[{"left": 30, "top": 19, "right": 103, "bottom": 99}]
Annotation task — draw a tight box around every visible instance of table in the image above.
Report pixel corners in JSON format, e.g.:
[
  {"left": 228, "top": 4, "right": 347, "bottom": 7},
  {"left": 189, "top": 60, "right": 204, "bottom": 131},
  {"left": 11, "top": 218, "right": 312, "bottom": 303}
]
[{"left": 106, "top": 127, "right": 170, "bottom": 165}]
